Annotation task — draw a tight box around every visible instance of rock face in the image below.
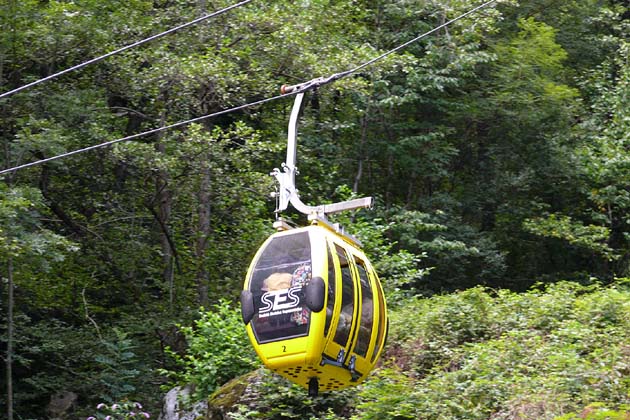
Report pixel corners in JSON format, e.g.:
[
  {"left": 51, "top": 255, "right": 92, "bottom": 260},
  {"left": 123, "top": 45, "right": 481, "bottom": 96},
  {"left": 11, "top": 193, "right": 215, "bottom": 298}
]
[
  {"left": 158, "top": 371, "right": 265, "bottom": 420},
  {"left": 158, "top": 385, "right": 208, "bottom": 420},
  {"left": 47, "top": 391, "right": 78, "bottom": 419},
  {"left": 161, "top": 369, "right": 353, "bottom": 420},
  {"left": 206, "top": 370, "right": 264, "bottom": 420}
]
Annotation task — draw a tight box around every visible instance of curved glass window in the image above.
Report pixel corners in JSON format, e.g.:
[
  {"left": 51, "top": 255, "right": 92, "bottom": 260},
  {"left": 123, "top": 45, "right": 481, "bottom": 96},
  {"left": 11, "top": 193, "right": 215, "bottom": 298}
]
[
  {"left": 333, "top": 244, "right": 354, "bottom": 348},
  {"left": 249, "top": 232, "right": 312, "bottom": 343},
  {"left": 353, "top": 258, "right": 373, "bottom": 358},
  {"left": 324, "top": 242, "right": 336, "bottom": 337}
]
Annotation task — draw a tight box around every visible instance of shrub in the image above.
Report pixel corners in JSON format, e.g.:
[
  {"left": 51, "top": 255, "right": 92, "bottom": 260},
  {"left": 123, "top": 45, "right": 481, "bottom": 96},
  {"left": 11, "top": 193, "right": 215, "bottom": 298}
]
[
  {"left": 228, "top": 369, "right": 355, "bottom": 420},
  {"left": 556, "top": 403, "right": 630, "bottom": 420},
  {"left": 160, "top": 301, "right": 260, "bottom": 400},
  {"left": 357, "top": 281, "right": 630, "bottom": 420}
]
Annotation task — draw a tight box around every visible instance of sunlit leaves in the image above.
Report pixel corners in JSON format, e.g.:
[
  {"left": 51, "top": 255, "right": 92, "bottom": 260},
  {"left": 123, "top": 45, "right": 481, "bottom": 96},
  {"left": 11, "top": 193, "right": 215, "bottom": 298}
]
[
  {"left": 523, "top": 213, "right": 616, "bottom": 260},
  {"left": 0, "top": 185, "right": 77, "bottom": 260},
  {"left": 491, "top": 17, "right": 578, "bottom": 109},
  {"left": 160, "top": 301, "right": 259, "bottom": 400}
]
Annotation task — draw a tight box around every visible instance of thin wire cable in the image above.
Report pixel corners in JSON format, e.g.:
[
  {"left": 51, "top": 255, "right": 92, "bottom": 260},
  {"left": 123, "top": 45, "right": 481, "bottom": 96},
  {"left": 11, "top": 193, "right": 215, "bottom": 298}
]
[
  {"left": 0, "top": 92, "right": 293, "bottom": 176},
  {"left": 0, "top": 0, "right": 253, "bottom": 100},
  {"left": 0, "top": 0, "right": 498, "bottom": 177},
  {"left": 341, "top": 0, "right": 497, "bottom": 77}
]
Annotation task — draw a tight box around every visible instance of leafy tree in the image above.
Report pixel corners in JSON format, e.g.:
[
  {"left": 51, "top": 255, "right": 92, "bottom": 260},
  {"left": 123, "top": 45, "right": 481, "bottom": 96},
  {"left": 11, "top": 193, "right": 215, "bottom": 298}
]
[
  {"left": 0, "top": 184, "right": 77, "bottom": 418},
  {"left": 522, "top": 14, "right": 630, "bottom": 281},
  {"left": 571, "top": 37, "right": 630, "bottom": 276}
]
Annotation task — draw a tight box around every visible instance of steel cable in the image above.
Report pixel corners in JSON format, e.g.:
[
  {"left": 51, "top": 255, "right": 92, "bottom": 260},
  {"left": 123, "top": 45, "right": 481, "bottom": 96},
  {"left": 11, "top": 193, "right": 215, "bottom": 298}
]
[
  {"left": 0, "top": 0, "right": 254, "bottom": 100},
  {"left": 0, "top": 0, "right": 499, "bottom": 177}
]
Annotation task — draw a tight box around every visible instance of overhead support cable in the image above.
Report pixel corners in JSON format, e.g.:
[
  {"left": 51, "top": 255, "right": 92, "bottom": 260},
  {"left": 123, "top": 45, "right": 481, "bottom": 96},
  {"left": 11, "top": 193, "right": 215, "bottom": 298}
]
[
  {"left": 0, "top": 92, "right": 291, "bottom": 176},
  {"left": 0, "top": 0, "right": 498, "bottom": 177},
  {"left": 0, "top": 0, "right": 254, "bottom": 100}
]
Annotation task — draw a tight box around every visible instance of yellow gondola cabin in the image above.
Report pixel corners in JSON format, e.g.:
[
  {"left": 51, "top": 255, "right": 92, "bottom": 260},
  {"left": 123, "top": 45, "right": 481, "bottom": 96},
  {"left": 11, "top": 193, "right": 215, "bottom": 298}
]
[{"left": 240, "top": 221, "right": 388, "bottom": 396}]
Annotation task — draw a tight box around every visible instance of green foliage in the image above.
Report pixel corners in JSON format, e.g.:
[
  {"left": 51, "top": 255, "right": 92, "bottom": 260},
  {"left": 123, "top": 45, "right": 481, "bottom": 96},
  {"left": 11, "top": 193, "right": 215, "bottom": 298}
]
[
  {"left": 523, "top": 213, "right": 616, "bottom": 259},
  {"left": 160, "top": 301, "right": 260, "bottom": 400},
  {"left": 387, "top": 209, "right": 507, "bottom": 290},
  {"left": 94, "top": 329, "right": 142, "bottom": 403},
  {"left": 354, "top": 281, "right": 630, "bottom": 420},
  {"left": 228, "top": 369, "right": 355, "bottom": 420},
  {"left": 492, "top": 17, "right": 578, "bottom": 108},
  {"left": 569, "top": 37, "right": 630, "bottom": 277},
  {"left": 556, "top": 403, "right": 630, "bottom": 420},
  {"left": 0, "top": 184, "right": 77, "bottom": 260},
  {"left": 0, "top": 316, "right": 152, "bottom": 419}
]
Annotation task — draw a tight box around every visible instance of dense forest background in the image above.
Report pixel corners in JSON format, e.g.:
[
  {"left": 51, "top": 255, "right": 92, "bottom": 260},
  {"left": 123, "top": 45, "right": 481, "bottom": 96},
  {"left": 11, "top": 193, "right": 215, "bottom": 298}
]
[{"left": 1, "top": 0, "right": 629, "bottom": 418}]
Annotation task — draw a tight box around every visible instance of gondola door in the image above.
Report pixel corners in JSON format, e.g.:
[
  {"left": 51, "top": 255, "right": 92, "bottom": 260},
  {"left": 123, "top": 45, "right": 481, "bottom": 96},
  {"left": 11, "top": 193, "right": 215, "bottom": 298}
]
[
  {"left": 320, "top": 237, "right": 387, "bottom": 386},
  {"left": 320, "top": 241, "right": 360, "bottom": 382},
  {"left": 343, "top": 253, "right": 385, "bottom": 380}
]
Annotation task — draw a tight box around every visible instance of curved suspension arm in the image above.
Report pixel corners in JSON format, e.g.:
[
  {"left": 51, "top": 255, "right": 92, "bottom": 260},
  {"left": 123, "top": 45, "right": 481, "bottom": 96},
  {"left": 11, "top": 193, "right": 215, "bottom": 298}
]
[{"left": 271, "top": 91, "right": 374, "bottom": 219}]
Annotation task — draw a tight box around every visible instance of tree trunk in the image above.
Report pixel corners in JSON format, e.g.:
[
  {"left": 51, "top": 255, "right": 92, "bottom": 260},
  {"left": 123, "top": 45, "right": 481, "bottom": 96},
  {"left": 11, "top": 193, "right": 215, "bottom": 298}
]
[
  {"left": 6, "top": 256, "right": 14, "bottom": 420},
  {"left": 4, "top": 137, "right": 14, "bottom": 419},
  {"left": 198, "top": 0, "right": 207, "bottom": 42},
  {"left": 0, "top": 49, "right": 4, "bottom": 90},
  {"left": 153, "top": 104, "right": 176, "bottom": 310},
  {"left": 195, "top": 165, "right": 212, "bottom": 308},
  {"left": 154, "top": 145, "right": 175, "bottom": 309},
  {"left": 380, "top": 111, "right": 396, "bottom": 209}
]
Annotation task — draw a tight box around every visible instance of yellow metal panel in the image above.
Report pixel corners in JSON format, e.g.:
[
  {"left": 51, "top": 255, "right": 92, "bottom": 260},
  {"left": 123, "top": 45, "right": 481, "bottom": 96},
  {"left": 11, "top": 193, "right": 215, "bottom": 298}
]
[{"left": 263, "top": 336, "right": 309, "bottom": 360}]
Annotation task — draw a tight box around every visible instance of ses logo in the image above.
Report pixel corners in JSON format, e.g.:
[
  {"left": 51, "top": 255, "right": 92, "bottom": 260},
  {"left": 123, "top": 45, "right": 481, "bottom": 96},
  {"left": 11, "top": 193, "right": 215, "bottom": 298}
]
[{"left": 259, "top": 286, "right": 303, "bottom": 317}]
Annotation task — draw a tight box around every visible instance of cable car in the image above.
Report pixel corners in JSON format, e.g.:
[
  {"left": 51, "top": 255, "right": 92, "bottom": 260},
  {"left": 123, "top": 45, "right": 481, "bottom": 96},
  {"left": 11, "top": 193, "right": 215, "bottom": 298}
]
[
  {"left": 240, "top": 83, "right": 388, "bottom": 396},
  {"left": 241, "top": 221, "right": 388, "bottom": 395}
]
